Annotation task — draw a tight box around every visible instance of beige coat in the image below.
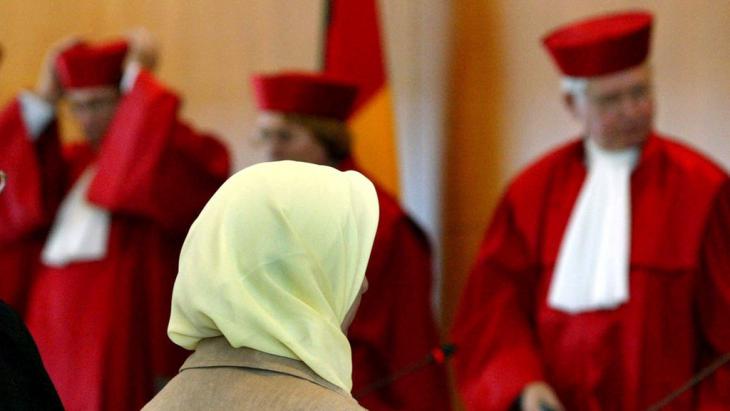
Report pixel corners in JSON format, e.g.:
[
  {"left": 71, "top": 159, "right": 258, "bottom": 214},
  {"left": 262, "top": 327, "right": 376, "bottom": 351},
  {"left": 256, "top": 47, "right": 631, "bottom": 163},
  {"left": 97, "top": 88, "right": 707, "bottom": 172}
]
[{"left": 143, "top": 337, "right": 366, "bottom": 411}]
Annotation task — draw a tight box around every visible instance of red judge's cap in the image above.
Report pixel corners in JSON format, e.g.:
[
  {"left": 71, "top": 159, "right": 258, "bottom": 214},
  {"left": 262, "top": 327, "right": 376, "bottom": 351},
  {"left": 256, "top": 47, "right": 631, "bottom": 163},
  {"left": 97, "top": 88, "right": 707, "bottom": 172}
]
[
  {"left": 542, "top": 10, "right": 653, "bottom": 77},
  {"left": 251, "top": 72, "right": 359, "bottom": 121},
  {"left": 56, "top": 40, "right": 128, "bottom": 89}
]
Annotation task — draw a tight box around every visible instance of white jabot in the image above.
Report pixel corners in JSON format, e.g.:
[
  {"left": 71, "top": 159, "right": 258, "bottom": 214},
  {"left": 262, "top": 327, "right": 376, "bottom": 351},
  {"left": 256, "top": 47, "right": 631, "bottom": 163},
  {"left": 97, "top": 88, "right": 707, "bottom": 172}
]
[
  {"left": 548, "top": 138, "right": 639, "bottom": 314},
  {"left": 41, "top": 167, "right": 111, "bottom": 267}
]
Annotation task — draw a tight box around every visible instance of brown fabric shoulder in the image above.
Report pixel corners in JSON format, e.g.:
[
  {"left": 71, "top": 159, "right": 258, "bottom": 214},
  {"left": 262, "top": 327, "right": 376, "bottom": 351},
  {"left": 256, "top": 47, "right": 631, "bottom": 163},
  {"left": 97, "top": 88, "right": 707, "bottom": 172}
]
[{"left": 143, "top": 337, "right": 366, "bottom": 411}]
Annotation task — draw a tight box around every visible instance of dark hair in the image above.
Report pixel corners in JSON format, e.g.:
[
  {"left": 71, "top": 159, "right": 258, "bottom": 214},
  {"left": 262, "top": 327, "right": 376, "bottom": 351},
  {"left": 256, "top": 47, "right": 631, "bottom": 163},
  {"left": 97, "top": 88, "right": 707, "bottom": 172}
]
[{"left": 283, "top": 113, "right": 352, "bottom": 163}]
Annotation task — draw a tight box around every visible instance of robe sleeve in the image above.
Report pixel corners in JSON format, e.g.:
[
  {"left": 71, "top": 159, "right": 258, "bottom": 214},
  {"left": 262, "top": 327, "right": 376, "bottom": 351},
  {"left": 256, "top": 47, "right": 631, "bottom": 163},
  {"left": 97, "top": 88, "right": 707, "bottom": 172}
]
[
  {"left": 87, "top": 71, "right": 230, "bottom": 232},
  {"left": 451, "top": 193, "right": 545, "bottom": 411},
  {"left": 381, "top": 217, "right": 451, "bottom": 410},
  {"left": 0, "top": 98, "right": 65, "bottom": 243},
  {"left": 0, "top": 98, "right": 65, "bottom": 311},
  {"left": 697, "top": 178, "right": 730, "bottom": 410},
  {"left": 350, "top": 201, "right": 450, "bottom": 411}
]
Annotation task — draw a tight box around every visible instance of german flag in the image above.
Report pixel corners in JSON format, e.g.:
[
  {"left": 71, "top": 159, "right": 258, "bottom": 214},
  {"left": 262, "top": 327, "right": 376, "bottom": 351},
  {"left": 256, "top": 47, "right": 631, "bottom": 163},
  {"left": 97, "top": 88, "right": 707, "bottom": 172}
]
[{"left": 323, "top": 0, "right": 400, "bottom": 197}]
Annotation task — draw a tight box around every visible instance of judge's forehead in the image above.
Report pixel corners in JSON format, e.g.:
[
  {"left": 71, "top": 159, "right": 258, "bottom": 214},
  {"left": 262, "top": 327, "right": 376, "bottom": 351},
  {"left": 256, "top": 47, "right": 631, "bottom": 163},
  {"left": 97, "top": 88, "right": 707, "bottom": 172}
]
[
  {"left": 255, "top": 111, "right": 288, "bottom": 127},
  {"left": 586, "top": 64, "right": 652, "bottom": 91}
]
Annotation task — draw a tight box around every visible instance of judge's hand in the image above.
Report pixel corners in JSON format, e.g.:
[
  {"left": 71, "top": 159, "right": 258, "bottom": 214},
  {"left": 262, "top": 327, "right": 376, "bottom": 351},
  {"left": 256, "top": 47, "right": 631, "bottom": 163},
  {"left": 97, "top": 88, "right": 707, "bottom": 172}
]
[
  {"left": 521, "top": 381, "right": 565, "bottom": 411},
  {"left": 125, "top": 27, "right": 159, "bottom": 72},
  {"left": 35, "top": 35, "right": 82, "bottom": 104}
]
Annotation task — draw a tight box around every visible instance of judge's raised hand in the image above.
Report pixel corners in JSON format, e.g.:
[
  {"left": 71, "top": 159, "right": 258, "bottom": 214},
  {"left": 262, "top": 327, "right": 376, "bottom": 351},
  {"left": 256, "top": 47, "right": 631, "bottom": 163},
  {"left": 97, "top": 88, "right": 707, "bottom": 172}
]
[
  {"left": 35, "top": 35, "right": 82, "bottom": 104},
  {"left": 521, "top": 381, "right": 565, "bottom": 411},
  {"left": 125, "top": 27, "right": 159, "bottom": 72}
]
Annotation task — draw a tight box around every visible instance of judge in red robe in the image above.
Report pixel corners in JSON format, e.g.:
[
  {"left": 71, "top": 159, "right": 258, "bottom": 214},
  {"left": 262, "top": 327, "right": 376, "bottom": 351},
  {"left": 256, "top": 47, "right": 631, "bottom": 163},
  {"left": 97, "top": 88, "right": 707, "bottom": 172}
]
[
  {"left": 0, "top": 62, "right": 63, "bottom": 409},
  {"left": 0, "top": 33, "right": 230, "bottom": 410},
  {"left": 451, "top": 11, "right": 730, "bottom": 411},
  {"left": 250, "top": 72, "right": 452, "bottom": 410}
]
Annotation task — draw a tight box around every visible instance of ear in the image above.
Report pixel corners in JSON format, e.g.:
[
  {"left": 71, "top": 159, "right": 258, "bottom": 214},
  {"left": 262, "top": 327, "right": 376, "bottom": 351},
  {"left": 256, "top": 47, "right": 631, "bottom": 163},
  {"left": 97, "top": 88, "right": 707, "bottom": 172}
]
[{"left": 563, "top": 92, "right": 580, "bottom": 120}]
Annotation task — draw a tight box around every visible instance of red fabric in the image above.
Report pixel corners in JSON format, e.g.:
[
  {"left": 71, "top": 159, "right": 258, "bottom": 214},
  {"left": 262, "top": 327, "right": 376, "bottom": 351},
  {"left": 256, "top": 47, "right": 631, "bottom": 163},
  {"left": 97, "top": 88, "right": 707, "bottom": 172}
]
[
  {"left": 451, "top": 133, "right": 730, "bottom": 411},
  {"left": 56, "top": 41, "right": 128, "bottom": 89},
  {"left": 251, "top": 72, "right": 358, "bottom": 120},
  {"left": 0, "top": 100, "right": 66, "bottom": 314},
  {"left": 542, "top": 10, "right": 652, "bottom": 77},
  {"left": 0, "top": 71, "right": 230, "bottom": 411},
  {"left": 324, "top": 0, "right": 386, "bottom": 112},
  {"left": 339, "top": 158, "right": 451, "bottom": 411}
]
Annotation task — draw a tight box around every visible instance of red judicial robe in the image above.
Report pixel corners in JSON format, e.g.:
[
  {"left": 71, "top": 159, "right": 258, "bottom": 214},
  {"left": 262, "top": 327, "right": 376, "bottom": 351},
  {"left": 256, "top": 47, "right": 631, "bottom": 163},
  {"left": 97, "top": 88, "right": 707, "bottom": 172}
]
[
  {"left": 0, "top": 71, "right": 230, "bottom": 411},
  {"left": 340, "top": 158, "right": 452, "bottom": 411},
  {"left": 451, "top": 133, "right": 730, "bottom": 411},
  {"left": 0, "top": 101, "right": 65, "bottom": 314}
]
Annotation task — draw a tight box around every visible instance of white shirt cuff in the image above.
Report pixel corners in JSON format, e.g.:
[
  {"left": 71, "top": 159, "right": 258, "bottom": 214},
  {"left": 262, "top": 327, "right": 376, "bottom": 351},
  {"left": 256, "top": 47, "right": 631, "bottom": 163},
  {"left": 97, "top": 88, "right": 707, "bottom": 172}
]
[
  {"left": 18, "top": 91, "right": 56, "bottom": 141},
  {"left": 120, "top": 62, "right": 141, "bottom": 93}
]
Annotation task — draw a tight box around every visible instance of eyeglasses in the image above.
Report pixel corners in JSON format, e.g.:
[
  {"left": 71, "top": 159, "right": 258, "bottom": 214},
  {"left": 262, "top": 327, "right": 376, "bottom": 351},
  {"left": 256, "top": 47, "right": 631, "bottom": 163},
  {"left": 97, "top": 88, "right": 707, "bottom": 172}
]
[
  {"left": 68, "top": 95, "right": 120, "bottom": 115},
  {"left": 588, "top": 83, "right": 652, "bottom": 113},
  {"left": 257, "top": 128, "right": 293, "bottom": 143}
]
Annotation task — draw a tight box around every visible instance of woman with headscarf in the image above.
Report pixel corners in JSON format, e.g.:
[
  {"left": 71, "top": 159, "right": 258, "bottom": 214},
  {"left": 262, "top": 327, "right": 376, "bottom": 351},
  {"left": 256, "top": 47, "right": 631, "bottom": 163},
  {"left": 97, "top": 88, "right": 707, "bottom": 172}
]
[{"left": 144, "top": 160, "right": 379, "bottom": 410}]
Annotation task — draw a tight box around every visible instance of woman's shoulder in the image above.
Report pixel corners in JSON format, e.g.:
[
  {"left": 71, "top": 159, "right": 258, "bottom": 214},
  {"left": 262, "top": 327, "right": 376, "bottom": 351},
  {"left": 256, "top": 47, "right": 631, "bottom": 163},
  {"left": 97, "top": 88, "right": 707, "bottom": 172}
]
[{"left": 143, "top": 364, "right": 365, "bottom": 410}]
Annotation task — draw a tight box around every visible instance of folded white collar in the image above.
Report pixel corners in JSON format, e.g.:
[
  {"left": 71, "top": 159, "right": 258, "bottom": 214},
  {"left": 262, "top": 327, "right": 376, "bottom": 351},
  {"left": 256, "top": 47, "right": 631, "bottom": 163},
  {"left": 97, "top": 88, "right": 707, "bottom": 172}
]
[
  {"left": 548, "top": 139, "right": 639, "bottom": 313},
  {"left": 41, "top": 166, "right": 110, "bottom": 267}
]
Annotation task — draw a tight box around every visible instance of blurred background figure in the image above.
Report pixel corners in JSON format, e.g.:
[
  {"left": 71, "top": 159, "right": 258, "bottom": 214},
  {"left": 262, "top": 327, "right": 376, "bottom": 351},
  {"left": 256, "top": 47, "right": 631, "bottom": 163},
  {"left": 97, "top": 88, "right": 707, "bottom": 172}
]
[
  {"left": 0, "top": 29, "right": 230, "bottom": 410},
  {"left": 251, "top": 72, "right": 452, "bottom": 410},
  {"left": 144, "top": 160, "right": 378, "bottom": 410},
  {"left": 0, "top": 90, "right": 63, "bottom": 410},
  {"left": 451, "top": 10, "right": 730, "bottom": 411}
]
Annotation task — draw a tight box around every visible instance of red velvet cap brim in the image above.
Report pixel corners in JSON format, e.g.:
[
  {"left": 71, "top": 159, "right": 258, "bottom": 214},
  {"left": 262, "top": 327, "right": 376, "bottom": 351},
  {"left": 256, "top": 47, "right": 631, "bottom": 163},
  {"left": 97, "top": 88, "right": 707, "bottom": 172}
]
[
  {"left": 251, "top": 72, "right": 359, "bottom": 121},
  {"left": 543, "top": 11, "right": 652, "bottom": 77},
  {"left": 56, "top": 40, "right": 128, "bottom": 89}
]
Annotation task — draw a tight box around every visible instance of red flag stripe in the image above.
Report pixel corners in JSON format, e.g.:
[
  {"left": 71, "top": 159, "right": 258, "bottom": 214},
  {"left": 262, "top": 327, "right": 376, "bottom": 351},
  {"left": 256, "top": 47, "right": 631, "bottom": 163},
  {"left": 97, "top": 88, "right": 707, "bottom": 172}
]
[{"left": 324, "top": 0, "right": 386, "bottom": 111}]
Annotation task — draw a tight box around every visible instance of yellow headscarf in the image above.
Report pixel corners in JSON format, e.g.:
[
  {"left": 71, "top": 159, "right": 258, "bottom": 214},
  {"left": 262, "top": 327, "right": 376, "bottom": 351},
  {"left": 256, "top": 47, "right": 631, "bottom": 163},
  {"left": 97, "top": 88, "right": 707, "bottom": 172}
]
[{"left": 167, "top": 160, "right": 379, "bottom": 392}]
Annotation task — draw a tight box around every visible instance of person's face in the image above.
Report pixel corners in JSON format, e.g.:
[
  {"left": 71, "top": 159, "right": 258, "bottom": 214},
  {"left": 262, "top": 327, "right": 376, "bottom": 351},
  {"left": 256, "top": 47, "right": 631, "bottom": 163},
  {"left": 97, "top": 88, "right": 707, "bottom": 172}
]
[
  {"left": 566, "top": 64, "right": 654, "bottom": 150},
  {"left": 255, "top": 111, "right": 331, "bottom": 165},
  {"left": 66, "top": 86, "right": 121, "bottom": 146}
]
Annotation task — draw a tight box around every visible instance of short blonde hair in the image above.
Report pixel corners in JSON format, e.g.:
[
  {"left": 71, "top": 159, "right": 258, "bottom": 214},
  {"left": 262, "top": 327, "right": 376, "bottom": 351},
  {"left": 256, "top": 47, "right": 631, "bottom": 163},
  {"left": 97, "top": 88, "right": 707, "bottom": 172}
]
[
  {"left": 561, "top": 76, "right": 589, "bottom": 97},
  {"left": 561, "top": 63, "right": 653, "bottom": 97}
]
